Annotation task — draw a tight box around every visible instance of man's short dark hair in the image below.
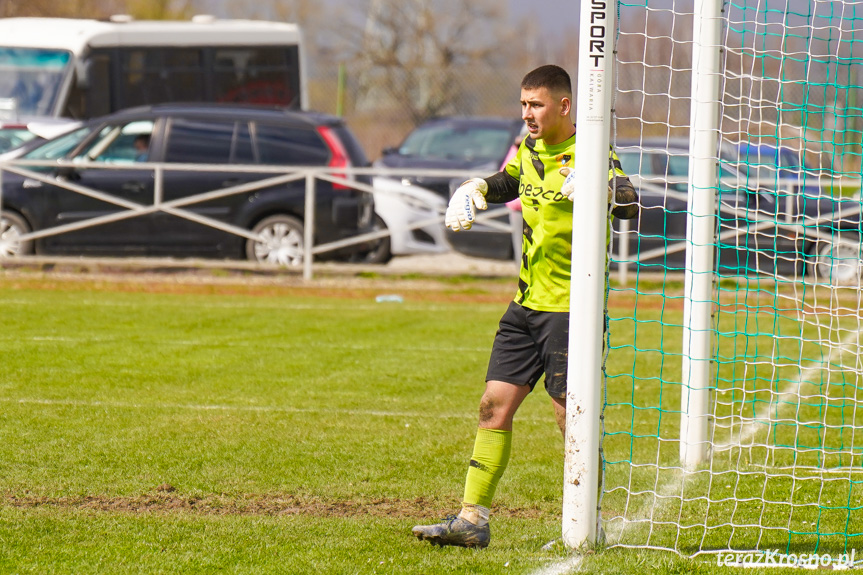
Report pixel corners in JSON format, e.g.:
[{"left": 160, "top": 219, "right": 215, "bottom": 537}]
[{"left": 521, "top": 65, "right": 572, "bottom": 97}]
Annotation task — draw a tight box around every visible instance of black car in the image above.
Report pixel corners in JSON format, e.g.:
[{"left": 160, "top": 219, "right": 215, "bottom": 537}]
[{"left": 0, "top": 104, "right": 375, "bottom": 266}]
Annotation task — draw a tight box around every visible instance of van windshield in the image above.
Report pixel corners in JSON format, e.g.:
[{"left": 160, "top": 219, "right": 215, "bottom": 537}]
[{"left": 0, "top": 48, "right": 72, "bottom": 116}]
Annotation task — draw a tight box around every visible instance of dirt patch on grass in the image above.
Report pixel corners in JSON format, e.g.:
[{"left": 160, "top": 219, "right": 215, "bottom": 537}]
[
  {"left": 0, "top": 268, "right": 518, "bottom": 304},
  {"left": 0, "top": 268, "right": 676, "bottom": 308},
  {"left": 3, "top": 491, "right": 554, "bottom": 520},
  {"left": 0, "top": 255, "right": 695, "bottom": 308}
]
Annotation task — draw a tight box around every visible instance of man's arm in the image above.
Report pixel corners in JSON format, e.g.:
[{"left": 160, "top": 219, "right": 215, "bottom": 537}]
[{"left": 482, "top": 171, "right": 520, "bottom": 204}]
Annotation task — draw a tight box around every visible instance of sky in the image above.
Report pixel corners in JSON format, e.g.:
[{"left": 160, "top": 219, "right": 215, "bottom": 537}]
[{"left": 508, "top": 0, "right": 578, "bottom": 36}]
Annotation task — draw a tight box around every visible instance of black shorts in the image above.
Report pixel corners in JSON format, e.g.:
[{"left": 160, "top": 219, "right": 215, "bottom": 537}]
[{"left": 486, "top": 300, "right": 570, "bottom": 399}]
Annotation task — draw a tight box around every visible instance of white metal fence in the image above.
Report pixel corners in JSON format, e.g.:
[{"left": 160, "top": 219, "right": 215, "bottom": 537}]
[
  {"left": 1, "top": 159, "right": 858, "bottom": 282},
  {"left": 0, "top": 159, "right": 507, "bottom": 279}
]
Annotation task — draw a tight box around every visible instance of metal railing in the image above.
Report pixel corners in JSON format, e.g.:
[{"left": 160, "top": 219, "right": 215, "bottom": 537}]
[
  {"left": 0, "top": 159, "right": 506, "bottom": 279},
  {"left": 1, "top": 158, "right": 859, "bottom": 283}
]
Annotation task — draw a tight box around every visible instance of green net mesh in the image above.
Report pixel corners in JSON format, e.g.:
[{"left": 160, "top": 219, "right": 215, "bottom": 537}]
[{"left": 602, "top": 0, "right": 863, "bottom": 561}]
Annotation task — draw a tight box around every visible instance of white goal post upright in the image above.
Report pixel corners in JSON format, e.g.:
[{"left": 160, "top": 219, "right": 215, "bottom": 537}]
[
  {"left": 680, "top": 0, "right": 722, "bottom": 470},
  {"left": 563, "top": 0, "right": 615, "bottom": 549}
]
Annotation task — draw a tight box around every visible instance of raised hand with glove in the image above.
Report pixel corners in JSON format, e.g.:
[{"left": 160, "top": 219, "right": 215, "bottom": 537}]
[
  {"left": 558, "top": 166, "right": 613, "bottom": 204},
  {"left": 445, "top": 178, "right": 488, "bottom": 231}
]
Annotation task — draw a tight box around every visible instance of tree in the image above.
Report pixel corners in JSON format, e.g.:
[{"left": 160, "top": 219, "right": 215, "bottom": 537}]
[
  {"left": 0, "top": 0, "right": 192, "bottom": 19},
  {"left": 124, "top": 0, "right": 194, "bottom": 20},
  {"left": 348, "top": 0, "right": 512, "bottom": 123},
  {"left": 0, "top": 0, "right": 118, "bottom": 18}
]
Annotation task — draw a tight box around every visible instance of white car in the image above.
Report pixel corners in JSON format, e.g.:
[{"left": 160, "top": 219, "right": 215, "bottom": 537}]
[{"left": 364, "top": 176, "right": 449, "bottom": 263}]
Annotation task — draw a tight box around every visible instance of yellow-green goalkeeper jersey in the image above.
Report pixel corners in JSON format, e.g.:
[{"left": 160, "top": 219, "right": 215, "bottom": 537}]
[{"left": 504, "top": 132, "right": 626, "bottom": 312}]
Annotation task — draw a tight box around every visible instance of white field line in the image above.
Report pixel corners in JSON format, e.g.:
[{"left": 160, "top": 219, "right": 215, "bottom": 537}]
[
  {"left": 604, "top": 326, "right": 863, "bottom": 548},
  {"left": 1, "top": 396, "right": 562, "bottom": 427},
  {"left": 528, "top": 555, "right": 584, "bottom": 575},
  {"left": 3, "top": 335, "right": 488, "bottom": 353},
  {"left": 0, "top": 298, "right": 490, "bottom": 313},
  {"left": 0, "top": 396, "right": 478, "bottom": 420},
  {"left": 713, "top": 327, "right": 862, "bottom": 453}
]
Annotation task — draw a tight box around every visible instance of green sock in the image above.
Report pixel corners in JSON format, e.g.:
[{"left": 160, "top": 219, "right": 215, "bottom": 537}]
[{"left": 462, "top": 428, "right": 512, "bottom": 508}]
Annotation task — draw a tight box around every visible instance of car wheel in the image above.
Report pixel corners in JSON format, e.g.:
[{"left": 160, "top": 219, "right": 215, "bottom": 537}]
[
  {"left": 245, "top": 214, "right": 304, "bottom": 267},
  {"left": 808, "top": 235, "right": 863, "bottom": 286},
  {"left": 0, "top": 211, "right": 33, "bottom": 257},
  {"left": 361, "top": 216, "right": 392, "bottom": 265}
]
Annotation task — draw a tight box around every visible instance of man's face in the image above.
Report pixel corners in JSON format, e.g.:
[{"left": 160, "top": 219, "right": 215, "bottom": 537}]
[{"left": 520, "top": 86, "right": 571, "bottom": 145}]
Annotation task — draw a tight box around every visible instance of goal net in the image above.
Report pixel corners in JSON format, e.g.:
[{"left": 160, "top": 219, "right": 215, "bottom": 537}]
[{"left": 600, "top": 0, "right": 863, "bottom": 561}]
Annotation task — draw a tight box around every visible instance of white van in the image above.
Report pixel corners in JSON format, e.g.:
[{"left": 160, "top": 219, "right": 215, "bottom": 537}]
[{"left": 0, "top": 15, "right": 307, "bottom": 120}]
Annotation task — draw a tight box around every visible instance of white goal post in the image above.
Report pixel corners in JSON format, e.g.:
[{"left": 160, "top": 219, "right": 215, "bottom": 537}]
[
  {"left": 680, "top": 0, "right": 722, "bottom": 470},
  {"left": 563, "top": 0, "right": 615, "bottom": 550}
]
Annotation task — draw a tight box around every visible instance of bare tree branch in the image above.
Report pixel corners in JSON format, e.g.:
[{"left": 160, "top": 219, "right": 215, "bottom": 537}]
[{"left": 348, "top": 0, "right": 510, "bottom": 123}]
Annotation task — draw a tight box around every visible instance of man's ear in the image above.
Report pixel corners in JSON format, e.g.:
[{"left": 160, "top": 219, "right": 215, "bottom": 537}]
[{"left": 560, "top": 96, "right": 572, "bottom": 117}]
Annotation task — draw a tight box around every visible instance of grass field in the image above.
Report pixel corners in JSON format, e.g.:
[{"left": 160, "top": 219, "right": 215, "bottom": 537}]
[
  {"left": 0, "top": 272, "right": 848, "bottom": 574},
  {"left": 603, "top": 278, "right": 863, "bottom": 566}
]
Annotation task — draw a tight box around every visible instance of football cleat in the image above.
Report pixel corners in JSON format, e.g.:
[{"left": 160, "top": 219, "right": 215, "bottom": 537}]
[{"left": 412, "top": 514, "right": 490, "bottom": 549}]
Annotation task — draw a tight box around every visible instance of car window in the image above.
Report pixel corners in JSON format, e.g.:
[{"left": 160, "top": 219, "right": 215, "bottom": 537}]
[
  {"left": 617, "top": 151, "right": 649, "bottom": 176},
  {"left": 718, "top": 164, "right": 746, "bottom": 196},
  {"left": 779, "top": 147, "right": 808, "bottom": 171},
  {"left": 0, "top": 128, "right": 38, "bottom": 153},
  {"left": 165, "top": 118, "right": 234, "bottom": 164},
  {"left": 233, "top": 122, "right": 254, "bottom": 164},
  {"left": 79, "top": 120, "right": 154, "bottom": 163},
  {"left": 719, "top": 165, "right": 739, "bottom": 180},
  {"left": 738, "top": 147, "right": 780, "bottom": 177},
  {"left": 739, "top": 162, "right": 774, "bottom": 186},
  {"left": 399, "top": 124, "right": 513, "bottom": 162},
  {"left": 658, "top": 153, "right": 687, "bottom": 192},
  {"left": 119, "top": 48, "right": 205, "bottom": 108},
  {"left": 22, "top": 125, "right": 91, "bottom": 160},
  {"left": 666, "top": 154, "right": 689, "bottom": 177},
  {"left": 255, "top": 123, "right": 329, "bottom": 165}
]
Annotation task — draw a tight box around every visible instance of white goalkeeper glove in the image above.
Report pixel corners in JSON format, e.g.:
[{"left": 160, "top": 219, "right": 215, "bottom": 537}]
[
  {"left": 445, "top": 178, "right": 488, "bottom": 231},
  {"left": 559, "top": 167, "right": 614, "bottom": 203}
]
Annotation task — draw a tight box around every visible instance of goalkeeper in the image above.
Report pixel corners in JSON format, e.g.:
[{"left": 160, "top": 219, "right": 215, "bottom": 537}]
[{"left": 412, "top": 64, "right": 638, "bottom": 549}]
